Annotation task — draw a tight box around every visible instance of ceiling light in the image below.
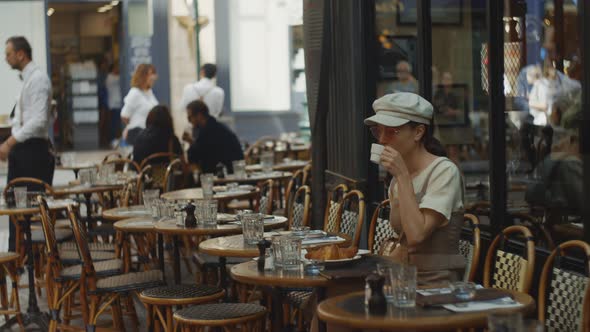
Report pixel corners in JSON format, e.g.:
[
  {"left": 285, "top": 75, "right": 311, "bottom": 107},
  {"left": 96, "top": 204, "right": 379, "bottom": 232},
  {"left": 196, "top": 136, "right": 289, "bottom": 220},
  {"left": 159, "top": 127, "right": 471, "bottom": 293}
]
[
  {"left": 110, "top": 1, "right": 119, "bottom": 6},
  {"left": 47, "top": 7, "right": 55, "bottom": 16},
  {"left": 97, "top": 6, "right": 109, "bottom": 13}
]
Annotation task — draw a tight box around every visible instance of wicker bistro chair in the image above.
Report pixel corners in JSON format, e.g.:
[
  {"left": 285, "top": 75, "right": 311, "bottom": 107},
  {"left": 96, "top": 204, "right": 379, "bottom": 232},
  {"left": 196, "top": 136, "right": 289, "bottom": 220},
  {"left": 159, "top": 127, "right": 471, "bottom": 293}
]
[
  {"left": 226, "top": 179, "right": 274, "bottom": 214},
  {"left": 173, "top": 303, "right": 267, "bottom": 332},
  {"left": 164, "top": 158, "right": 187, "bottom": 193},
  {"left": 138, "top": 284, "right": 225, "bottom": 332},
  {"left": 255, "top": 179, "right": 275, "bottom": 215},
  {"left": 323, "top": 184, "right": 349, "bottom": 233},
  {"left": 460, "top": 214, "right": 481, "bottom": 282},
  {"left": 67, "top": 205, "right": 165, "bottom": 331},
  {"left": 538, "top": 240, "right": 590, "bottom": 332},
  {"left": 137, "top": 165, "right": 155, "bottom": 205},
  {"left": 102, "top": 152, "right": 123, "bottom": 163},
  {"left": 282, "top": 169, "right": 305, "bottom": 217},
  {"left": 302, "top": 164, "right": 312, "bottom": 186},
  {"left": 368, "top": 200, "right": 396, "bottom": 254},
  {"left": 483, "top": 225, "right": 536, "bottom": 294},
  {"left": 139, "top": 152, "right": 179, "bottom": 191},
  {"left": 38, "top": 197, "right": 123, "bottom": 331},
  {"left": 288, "top": 185, "right": 311, "bottom": 230},
  {"left": 103, "top": 158, "right": 140, "bottom": 173},
  {"left": 334, "top": 190, "right": 366, "bottom": 248},
  {"left": 0, "top": 252, "right": 23, "bottom": 329}
]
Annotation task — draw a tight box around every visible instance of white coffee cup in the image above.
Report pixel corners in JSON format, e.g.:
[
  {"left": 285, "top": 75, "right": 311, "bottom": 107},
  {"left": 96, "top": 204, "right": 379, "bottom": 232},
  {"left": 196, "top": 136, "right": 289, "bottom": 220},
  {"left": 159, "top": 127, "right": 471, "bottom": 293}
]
[{"left": 370, "top": 144, "right": 384, "bottom": 164}]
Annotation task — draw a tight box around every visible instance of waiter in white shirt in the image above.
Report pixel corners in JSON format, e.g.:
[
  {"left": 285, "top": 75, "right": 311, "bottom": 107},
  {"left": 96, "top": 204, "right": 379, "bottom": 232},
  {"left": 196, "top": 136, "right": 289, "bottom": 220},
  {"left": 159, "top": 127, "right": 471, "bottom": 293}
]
[
  {"left": 2, "top": 36, "right": 54, "bottom": 251},
  {"left": 181, "top": 63, "right": 224, "bottom": 117}
]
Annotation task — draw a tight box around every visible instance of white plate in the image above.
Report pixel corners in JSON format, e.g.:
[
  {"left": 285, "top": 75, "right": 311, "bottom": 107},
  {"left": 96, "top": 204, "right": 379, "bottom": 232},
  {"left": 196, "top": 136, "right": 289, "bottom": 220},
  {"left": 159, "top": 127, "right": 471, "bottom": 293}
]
[
  {"left": 324, "top": 255, "right": 362, "bottom": 263},
  {"left": 238, "top": 185, "right": 255, "bottom": 191},
  {"left": 213, "top": 186, "right": 227, "bottom": 192}
]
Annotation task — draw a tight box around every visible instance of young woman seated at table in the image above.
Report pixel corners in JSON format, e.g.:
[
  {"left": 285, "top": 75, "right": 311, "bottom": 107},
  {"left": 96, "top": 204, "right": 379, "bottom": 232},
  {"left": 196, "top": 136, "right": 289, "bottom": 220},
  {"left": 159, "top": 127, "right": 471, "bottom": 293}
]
[
  {"left": 309, "top": 93, "right": 465, "bottom": 332},
  {"left": 132, "top": 105, "right": 184, "bottom": 165},
  {"left": 367, "top": 92, "right": 465, "bottom": 285}
]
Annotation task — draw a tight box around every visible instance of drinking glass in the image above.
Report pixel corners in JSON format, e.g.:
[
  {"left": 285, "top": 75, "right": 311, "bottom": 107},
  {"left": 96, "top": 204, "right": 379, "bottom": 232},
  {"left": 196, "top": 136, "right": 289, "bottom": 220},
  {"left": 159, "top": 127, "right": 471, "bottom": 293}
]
[
  {"left": 271, "top": 235, "right": 283, "bottom": 268},
  {"left": 377, "top": 262, "right": 400, "bottom": 304},
  {"left": 79, "top": 169, "right": 94, "bottom": 186},
  {"left": 242, "top": 213, "right": 264, "bottom": 245},
  {"left": 14, "top": 187, "right": 27, "bottom": 209},
  {"left": 200, "top": 173, "right": 215, "bottom": 199},
  {"left": 150, "top": 198, "right": 165, "bottom": 219},
  {"left": 232, "top": 160, "right": 246, "bottom": 179},
  {"left": 142, "top": 189, "right": 160, "bottom": 210},
  {"left": 201, "top": 200, "right": 218, "bottom": 226},
  {"left": 61, "top": 152, "right": 75, "bottom": 167},
  {"left": 391, "top": 264, "right": 417, "bottom": 308},
  {"left": 488, "top": 312, "right": 523, "bottom": 332},
  {"left": 226, "top": 182, "right": 239, "bottom": 192},
  {"left": 260, "top": 152, "right": 274, "bottom": 173},
  {"left": 100, "top": 163, "right": 115, "bottom": 184},
  {"left": 27, "top": 191, "right": 45, "bottom": 207},
  {"left": 280, "top": 236, "right": 302, "bottom": 270}
]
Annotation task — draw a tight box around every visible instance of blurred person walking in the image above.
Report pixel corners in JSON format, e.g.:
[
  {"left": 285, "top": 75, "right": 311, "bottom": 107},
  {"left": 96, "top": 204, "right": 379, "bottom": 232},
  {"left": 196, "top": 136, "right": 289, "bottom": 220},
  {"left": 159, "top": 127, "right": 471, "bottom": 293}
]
[{"left": 121, "top": 63, "right": 158, "bottom": 145}]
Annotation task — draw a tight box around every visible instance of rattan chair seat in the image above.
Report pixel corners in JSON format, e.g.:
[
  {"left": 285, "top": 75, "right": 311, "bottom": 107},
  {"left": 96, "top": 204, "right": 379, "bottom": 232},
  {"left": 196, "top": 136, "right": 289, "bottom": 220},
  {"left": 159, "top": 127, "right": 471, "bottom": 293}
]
[
  {"left": 94, "top": 270, "right": 164, "bottom": 293},
  {"left": 31, "top": 228, "right": 72, "bottom": 243},
  {"left": 285, "top": 289, "right": 313, "bottom": 307},
  {"left": 59, "top": 249, "right": 116, "bottom": 263},
  {"left": 54, "top": 218, "right": 71, "bottom": 228},
  {"left": 140, "top": 284, "right": 224, "bottom": 306},
  {"left": 60, "top": 241, "right": 115, "bottom": 252},
  {"left": 0, "top": 252, "right": 20, "bottom": 264},
  {"left": 59, "top": 259, "right": 123, "bottom": 280},
  {"left": 88, "top": 223, "right": 116, "bottom": 236},
  {"left": 174, "top": 303, "right": 266, "bottom": 322}
]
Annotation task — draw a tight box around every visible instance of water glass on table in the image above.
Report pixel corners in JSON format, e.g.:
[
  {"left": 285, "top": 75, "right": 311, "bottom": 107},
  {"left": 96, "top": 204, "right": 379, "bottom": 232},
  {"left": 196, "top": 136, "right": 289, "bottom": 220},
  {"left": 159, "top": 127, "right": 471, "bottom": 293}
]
[
  {"left": 242, "top": 212, "right": 264, "bottom": 245},
  {"left": 260, "top": 152, "right": 274, "bottom": 173},
  {"left": 377, "top": 262, "right": 400, "bottom": 304},
  {"left": 61, "top": 152, "right": 75, "bottom": 167},
  {"left": 200, "top": 200, "right": 218, "bottom": 226},
  {"left": 14, "top": 187, "right": 27, "bottom": 209},
  {"left": 280, "top": 236, "right": 302, "bottom": 270},
  {"left": 391, "top": 264, "right": 417, "bottom": 308},
  {"left": 79, "top": 169, "right": 94, "bottom": 186},
  {"left": 142, "top": 189, "right": 160, "bottom": 210},
  {"left": 271, "top": 235, "right": 283, "bottom": 268},
  {"left": 232, "top": 160, "right": 246, "bottom": 179},
  {"left": 200, "top": 173, "right": 215, "bottom": 199}
]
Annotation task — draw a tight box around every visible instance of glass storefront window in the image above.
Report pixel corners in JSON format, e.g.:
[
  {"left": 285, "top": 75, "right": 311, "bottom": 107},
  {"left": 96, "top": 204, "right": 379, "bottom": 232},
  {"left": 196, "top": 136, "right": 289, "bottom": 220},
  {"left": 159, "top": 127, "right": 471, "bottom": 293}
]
[{"left": 507, "top": 0, "right": 584, "bottom": 244}]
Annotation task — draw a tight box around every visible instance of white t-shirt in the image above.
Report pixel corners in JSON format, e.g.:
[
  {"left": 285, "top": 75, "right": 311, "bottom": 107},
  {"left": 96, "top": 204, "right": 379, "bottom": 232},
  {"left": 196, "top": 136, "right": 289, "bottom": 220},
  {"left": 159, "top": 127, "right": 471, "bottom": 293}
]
[
  {"left": 388, "top": 157, "right": 463, "bottom": 232},
  {"left": 105, "top": 73, "right": 122, "bottom": 109},
  {"left": 181, "top": 78, "right": 225, "bottom": 118},
  {"left": 120, "top": 87, "right": 158, "bottom": 130}
]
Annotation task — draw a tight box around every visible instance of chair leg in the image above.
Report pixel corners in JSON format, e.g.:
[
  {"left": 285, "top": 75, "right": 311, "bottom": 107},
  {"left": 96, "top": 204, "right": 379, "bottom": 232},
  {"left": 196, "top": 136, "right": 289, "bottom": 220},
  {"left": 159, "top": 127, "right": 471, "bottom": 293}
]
[
  {"left": 126, "top": 294, "right": 140, "bottom": 330},
  {"left": 166, "top": 306, "right": 174, "bottom": 332},
  {"left": 111, "top": 297, "right": 124, "bottom": 330},
  {"left": 6, "top": 262, "right": 23, "bottom": 329}
]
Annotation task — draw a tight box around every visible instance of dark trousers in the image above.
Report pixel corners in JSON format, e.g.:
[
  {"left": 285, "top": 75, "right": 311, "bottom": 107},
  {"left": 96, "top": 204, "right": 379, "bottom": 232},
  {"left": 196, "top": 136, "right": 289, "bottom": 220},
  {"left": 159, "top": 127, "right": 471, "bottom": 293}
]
[
  {"left": 7, "top": 138, "right": 55, "bottom": 251},
  {"left": 110, "top": 108, "right": 122, "bottom": 140}
]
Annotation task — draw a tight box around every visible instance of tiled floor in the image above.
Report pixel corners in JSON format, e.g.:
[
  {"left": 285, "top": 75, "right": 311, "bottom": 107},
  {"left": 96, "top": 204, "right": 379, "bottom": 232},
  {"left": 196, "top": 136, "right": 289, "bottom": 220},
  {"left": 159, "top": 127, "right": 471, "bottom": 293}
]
[{"left": 0, "top": 150, "right": 198, "bottom": 331}]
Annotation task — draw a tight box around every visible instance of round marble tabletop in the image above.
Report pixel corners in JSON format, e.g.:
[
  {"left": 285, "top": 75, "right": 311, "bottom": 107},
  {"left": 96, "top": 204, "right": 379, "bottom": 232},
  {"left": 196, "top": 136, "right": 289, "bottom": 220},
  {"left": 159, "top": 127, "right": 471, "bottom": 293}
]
[
  {"left": 154, "top": 215, "right": 287, "bottom": 236},
  {"left": 199, "top": 231, "right": 350, "bottom": 258},
  {"left": 214, "top": 171, "right": 292, "bottom": 185},
  {"left": 102, "top": 205, "right": 152, "bottom": 221},
  {"left": 316, "top": 290, "right": 535, "bottom": 331},
  {"left": 160, "top": 187, "right": 260, "bottom": 202},
  {"left": 114, "top": 217, "right": 157, "bottom": 233}
]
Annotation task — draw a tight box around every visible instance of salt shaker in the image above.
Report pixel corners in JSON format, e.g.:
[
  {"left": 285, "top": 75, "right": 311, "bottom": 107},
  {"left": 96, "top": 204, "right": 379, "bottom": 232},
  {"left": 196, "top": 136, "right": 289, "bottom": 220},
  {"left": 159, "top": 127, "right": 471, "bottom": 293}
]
[{"left": 366, "top": 273, "right": 387, "bottom": 315}]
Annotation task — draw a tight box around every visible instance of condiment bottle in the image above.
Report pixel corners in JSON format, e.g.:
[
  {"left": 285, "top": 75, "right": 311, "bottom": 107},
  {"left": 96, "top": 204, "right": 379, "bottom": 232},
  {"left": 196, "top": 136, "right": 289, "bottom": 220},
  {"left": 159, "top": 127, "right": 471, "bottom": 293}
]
[
  {"left": 183, "top": 202, "right": 197, "bottom": 228},
  {"left": 366, "top": 273, "right": 387, "bottom": 315}
]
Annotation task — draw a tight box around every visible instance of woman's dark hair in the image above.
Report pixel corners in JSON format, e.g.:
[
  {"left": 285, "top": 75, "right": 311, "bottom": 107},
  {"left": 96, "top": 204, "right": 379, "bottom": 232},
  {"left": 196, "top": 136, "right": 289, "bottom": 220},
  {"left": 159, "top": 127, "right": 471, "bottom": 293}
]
[
  {"left": 146, "top": 105, "right": 175, "bottom": 137},
  {"left": 408, "top": 120, "right": 447, "bottom": 157}
]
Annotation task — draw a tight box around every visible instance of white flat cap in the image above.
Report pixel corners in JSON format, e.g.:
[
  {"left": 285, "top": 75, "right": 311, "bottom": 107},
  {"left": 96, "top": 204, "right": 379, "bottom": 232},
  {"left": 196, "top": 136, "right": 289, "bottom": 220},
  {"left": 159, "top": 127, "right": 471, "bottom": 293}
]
[{"left": 364, "top": 92, "right": 433, "bottom": 127}]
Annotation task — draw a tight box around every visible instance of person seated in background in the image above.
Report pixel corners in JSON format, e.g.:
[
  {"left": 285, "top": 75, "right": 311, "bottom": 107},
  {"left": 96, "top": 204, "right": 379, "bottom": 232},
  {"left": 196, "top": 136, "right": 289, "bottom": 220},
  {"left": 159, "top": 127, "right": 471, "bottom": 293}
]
[
  {"left": 391, "top": 60, "right": 418, "bottom": 93},
  {"left": 184, "top": 100, "right": 243, "bottom": 173},
  {"left": 132, "top": 105, "right": 183, "bottom": 165}
]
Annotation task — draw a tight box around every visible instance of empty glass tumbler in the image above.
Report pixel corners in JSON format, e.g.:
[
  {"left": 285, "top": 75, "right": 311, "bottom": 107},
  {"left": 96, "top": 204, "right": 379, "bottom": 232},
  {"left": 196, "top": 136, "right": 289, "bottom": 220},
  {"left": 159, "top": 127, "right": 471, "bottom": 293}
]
[{"left": 242, "top": 213, "right": 264, "bottom": 245}]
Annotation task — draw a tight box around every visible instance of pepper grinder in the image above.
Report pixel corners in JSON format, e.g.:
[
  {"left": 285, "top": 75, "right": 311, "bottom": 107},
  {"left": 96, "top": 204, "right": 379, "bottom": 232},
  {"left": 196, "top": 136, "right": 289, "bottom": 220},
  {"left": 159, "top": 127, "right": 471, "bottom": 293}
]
[
  {"left": 256, "top": 239, "right": 271, "bottom": 272},
  {"left": 183, "top": 202, "right": 197, "bottom": 228},
  {"left": 366, "top": 273, "right": 387, "bottom": 315}
]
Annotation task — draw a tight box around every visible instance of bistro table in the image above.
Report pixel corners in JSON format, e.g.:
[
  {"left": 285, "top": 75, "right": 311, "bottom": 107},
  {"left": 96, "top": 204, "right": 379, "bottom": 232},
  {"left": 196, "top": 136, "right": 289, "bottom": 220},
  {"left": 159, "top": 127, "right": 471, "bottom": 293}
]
[
  {"left": 317, "top": 290, "right": 535, "bottom": 331},
  {"left": 114, "top": 217, "right": 158, "bottom": 271},
  {"left": 213, "top": 171, "right": 292, "bottom": 185},
  {"left": 102, "top": 205, "right": 152, "bottom": 222},
  {"left": 155, "top": 216, "right": 287, "bottom": 284},
  {"left": 231, "top": 260, "right": 331, "bottom": 332},
  {"left": 245, "top": 160, "right": 309, "bottom": 173},
  {"left": 54, "top": 183, "right": 126, "bottom": 231},
  {"left": 0, "top": 199, "right": 76, "bottom": 331},
  {"left": 160, "top": 187, "right": 260, "bottom": 212},
  {"left": 199, "top": 232, "right": 350, "bottom": 258},
  {"left": 56, "top": 162, "right": 97, "bottom": 178}
]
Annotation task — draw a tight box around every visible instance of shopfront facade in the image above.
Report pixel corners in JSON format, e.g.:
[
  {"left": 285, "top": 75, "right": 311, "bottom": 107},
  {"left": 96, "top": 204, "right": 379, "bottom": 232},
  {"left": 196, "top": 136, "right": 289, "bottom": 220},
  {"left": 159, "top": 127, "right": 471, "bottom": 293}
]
[{"left": 304, "top": 0, "right": 590, "bottom": 272}]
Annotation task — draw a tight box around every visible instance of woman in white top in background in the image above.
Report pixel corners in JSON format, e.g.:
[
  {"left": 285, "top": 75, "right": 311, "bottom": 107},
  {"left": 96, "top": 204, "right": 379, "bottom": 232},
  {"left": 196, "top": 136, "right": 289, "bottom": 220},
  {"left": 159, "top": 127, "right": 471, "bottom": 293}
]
[{"left": 121, "top": 63, "right": 158, "bottom": 145}]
